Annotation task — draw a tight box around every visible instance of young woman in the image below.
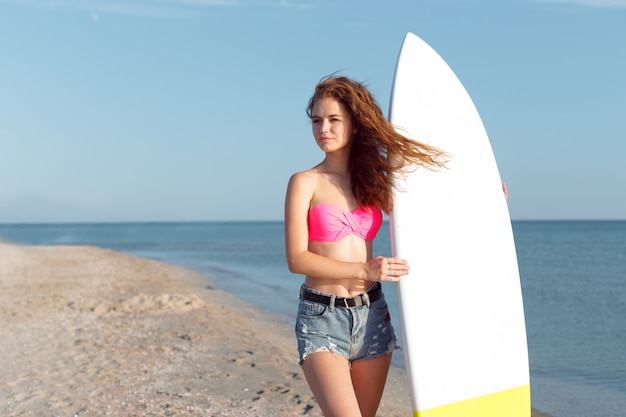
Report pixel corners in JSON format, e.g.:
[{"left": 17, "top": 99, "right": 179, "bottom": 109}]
[{"left": 284, "top": 75, "right": 447, "bottom": 417}]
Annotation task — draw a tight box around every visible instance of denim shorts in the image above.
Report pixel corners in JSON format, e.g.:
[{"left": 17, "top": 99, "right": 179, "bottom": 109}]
[{"left": 295, "top": 282, "right": 397, "bottom": 365}]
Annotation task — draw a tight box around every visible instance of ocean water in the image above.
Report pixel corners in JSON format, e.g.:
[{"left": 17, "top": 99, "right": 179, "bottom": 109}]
[{"left": 1, "top": 220, "right": 624, "bottom": 417}]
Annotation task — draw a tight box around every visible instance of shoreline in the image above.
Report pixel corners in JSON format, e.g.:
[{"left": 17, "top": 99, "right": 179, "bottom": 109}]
[{"left": 0, "top": 242, "right": 550, "bottom": 416}]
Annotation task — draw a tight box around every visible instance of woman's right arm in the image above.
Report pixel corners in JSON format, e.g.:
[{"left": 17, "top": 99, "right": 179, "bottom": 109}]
[
  {"left": 284, "top": 173, "right": 403, "bottom": 282},
  {"left": 284, "top": 172, "right": 366, "bottom": 280}
]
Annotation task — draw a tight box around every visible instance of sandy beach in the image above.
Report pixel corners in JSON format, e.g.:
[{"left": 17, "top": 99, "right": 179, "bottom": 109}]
[{"left": 0, "top": 242, "right": 550, "bottom": 416}]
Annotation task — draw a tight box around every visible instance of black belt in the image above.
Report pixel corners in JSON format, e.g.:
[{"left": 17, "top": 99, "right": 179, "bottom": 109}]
[{"left": 300, "top": 282, "right": 382, "bottom": 308}]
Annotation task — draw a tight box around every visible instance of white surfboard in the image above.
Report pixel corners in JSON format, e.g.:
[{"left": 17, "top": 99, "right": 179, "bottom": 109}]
[{"left": 389, "top": 33, "right": 530, "bottom": 417}]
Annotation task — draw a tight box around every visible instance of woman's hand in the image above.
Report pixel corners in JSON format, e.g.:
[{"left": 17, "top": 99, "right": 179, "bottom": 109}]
[{"left": 365, "top": 256, "right": 409, "bottom": 282}]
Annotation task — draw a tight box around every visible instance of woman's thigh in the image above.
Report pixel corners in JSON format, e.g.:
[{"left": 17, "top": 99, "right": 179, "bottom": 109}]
[{"left": 351, "top": 353, "right": 393, "bottom": 417}]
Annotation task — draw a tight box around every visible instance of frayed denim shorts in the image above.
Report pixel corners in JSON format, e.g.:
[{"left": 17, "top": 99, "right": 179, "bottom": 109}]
[{"left": 295, "top": 282, "right": 397, "bottom": 366}]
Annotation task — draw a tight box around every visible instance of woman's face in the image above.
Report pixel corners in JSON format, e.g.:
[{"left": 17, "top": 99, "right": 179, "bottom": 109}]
[{"left": 311, "top": 97, "right": 356, "bottom": 154}]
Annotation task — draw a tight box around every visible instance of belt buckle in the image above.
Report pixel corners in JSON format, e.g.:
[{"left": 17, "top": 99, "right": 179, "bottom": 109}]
[
  {"left": 359, "top": 292, "right": 371, "bottom": 308},
  {"left": 344, "top": 294, "right": 365, "bottom": 308}
]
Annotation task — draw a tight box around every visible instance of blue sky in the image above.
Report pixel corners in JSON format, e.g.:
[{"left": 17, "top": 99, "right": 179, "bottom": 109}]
[{"left": 0, "top": 0, "right": 624, "bottom": 222}]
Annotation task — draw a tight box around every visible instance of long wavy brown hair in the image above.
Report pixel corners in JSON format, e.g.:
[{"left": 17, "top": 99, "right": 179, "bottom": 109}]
[{"left": 306, "top": 75, "right": 448, "bottom": 214}]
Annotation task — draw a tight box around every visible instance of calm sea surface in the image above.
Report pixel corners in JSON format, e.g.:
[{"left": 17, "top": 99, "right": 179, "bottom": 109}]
[{"left": 1, "top": 221, "right": 624, "bottom": 417}]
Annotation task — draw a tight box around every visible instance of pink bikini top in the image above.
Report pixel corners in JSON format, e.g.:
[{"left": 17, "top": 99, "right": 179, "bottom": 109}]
[{"left": 308, "top": 204, "right": 383, "bottom": 242}]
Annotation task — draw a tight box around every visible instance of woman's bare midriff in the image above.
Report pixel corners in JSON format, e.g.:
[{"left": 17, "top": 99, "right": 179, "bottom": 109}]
[{"left": 305, "top": 234, "right": 375, "bottom": 297}]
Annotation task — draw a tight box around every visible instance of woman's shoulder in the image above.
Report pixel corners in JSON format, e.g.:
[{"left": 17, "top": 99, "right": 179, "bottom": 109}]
[
  {"left": 288, "top": 167, "right": 323, "bottom": 186},
  {"left": 286, "top": 168, "right": 325, "bottom": 204}
]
